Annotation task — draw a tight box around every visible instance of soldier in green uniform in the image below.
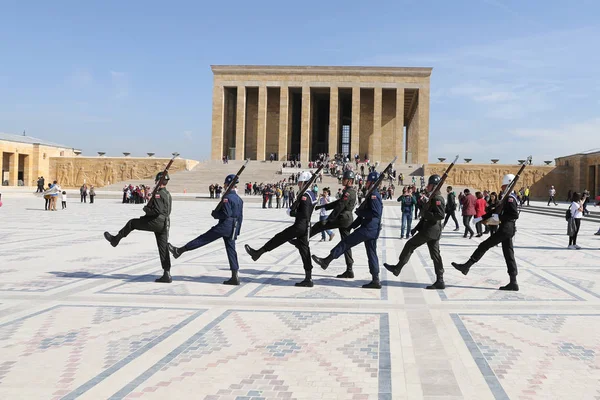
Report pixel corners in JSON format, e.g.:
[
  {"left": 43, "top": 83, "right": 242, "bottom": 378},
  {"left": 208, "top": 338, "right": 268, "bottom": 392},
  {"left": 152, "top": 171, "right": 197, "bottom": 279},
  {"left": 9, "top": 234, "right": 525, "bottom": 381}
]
[
  {"left": 383, "top": 174, "right": 447, "bottom": 289},
  {"left": 104, "top": 172, "right": 173, "bottom": 283},
  {"left": 307, "top": 170, "right": 357, "bottom": 278}
]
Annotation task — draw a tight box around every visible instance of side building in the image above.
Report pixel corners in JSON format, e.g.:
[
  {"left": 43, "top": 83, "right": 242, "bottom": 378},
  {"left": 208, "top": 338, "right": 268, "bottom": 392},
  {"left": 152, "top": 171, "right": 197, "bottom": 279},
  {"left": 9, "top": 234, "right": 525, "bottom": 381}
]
[{"left": 210, "top": 65, "right": 432, "bottom": 164}]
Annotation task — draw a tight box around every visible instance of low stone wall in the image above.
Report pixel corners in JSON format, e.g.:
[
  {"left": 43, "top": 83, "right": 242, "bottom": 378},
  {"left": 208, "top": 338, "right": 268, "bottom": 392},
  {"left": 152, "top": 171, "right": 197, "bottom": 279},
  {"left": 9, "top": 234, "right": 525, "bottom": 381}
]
[
  {"left": 49, "top": 157, "right": 199, "bottom": 188},
  {"left": 424, "top": 163, "right": 571, "bottom": 199}
]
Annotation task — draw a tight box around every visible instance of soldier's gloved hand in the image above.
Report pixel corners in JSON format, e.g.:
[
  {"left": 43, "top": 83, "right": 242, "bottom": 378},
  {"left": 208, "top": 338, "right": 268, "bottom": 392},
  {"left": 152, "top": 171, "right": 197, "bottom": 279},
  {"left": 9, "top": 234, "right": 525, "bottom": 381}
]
[
  {"left": 210, "top": 210, "right": 219, "bottom": 219},
  {"left": 410, "top": 228, "right": 417, "bottom": 236},
  {"left": 320, "top": 219, "right": 327, "bottom": 226},
  {"left": 492, "top": 214, "right": 499, "bottom": 222},
  {"left": 143, "top": 206, "right": 150, "bottom": 214},
  {"left": 314, "top": 205, "right": 322, "bottom": 210}
]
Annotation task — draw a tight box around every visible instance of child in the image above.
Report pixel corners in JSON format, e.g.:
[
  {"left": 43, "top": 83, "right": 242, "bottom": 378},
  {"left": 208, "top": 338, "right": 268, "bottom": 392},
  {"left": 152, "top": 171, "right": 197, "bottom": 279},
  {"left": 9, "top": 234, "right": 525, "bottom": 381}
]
[{"left": 61, "top": 191, "right": 67, "bottom": 209}]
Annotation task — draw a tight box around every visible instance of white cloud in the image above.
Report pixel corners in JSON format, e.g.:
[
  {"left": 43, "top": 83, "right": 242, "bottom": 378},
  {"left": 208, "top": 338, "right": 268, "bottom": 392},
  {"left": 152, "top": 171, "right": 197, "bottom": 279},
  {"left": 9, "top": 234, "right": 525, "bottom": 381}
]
[{"left": 110, "top": 70, "right": 129, "bottom": 99}]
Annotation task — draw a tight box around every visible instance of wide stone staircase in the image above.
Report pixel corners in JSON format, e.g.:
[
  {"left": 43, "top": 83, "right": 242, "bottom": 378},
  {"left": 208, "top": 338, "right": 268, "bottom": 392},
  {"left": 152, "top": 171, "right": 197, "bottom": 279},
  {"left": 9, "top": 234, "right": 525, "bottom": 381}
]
[
  {"left": 101, "top": 160, "right": 426, "bottom": 195},
  {"left": 519, "top": 201, "right": 600, "bottom": 223}
]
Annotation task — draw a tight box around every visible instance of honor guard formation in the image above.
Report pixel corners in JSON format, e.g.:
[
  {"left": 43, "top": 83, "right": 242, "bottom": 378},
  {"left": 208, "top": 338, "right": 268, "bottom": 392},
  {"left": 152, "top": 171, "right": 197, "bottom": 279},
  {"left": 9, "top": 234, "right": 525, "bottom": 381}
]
[{"left": 104, "top": 154, "right": 532, "bottom": 292}]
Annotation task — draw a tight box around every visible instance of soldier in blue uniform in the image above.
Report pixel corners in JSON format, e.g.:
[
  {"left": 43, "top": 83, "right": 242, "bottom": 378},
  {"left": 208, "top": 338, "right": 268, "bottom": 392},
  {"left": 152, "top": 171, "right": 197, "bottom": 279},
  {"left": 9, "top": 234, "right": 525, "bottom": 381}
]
[
  {"left": 452, "top": 174, "right": 520, "bottom": 291},
  {"left": 168, "top": 174, "right": 244, "bottom": 285},
  {"left": 245, "top": 171, "right": 317, "bottom": 287},
  {"left": 384, "top": 175, "right": 446, "bottom": 289},
  {"left": 311, "top": 171, "right": 383, "bottom": 289}
]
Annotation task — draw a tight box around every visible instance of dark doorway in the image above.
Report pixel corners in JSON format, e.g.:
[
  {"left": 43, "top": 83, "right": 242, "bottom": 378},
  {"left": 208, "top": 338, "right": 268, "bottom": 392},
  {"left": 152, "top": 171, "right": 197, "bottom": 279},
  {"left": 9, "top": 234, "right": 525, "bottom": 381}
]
[
  {"left": 223, "top": 87, "right": 237, "bottom": 159},
  {"left": 589, "top": 165, "right": 597, "bottom": 197},
  {"left": 289, "top": 88, "right": 302, "bottom": 160},
  {"left": 311, "top": 89, "right": 330, "bottom": 159},
  {"left": 339, "top": 89, "right": 352, "bottom": 159}
]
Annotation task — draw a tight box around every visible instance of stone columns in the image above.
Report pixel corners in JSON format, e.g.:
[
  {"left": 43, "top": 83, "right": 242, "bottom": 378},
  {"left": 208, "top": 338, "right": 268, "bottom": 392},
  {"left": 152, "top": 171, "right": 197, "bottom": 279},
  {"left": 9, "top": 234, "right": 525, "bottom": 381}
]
[
  {"left": 8, "top": 153, "right": 17, "bottom": 186},
  {"left": 278, "top": 86, "right": 289, "bottom": 160},
  {"left": 328, "top": 86, "right": 339, "bottom": 156},
  {"left": 256, "top": 86, "right": 267, "bottom": 161},
  {"left": 300, "top": 85, "right": 311, "bottom": 162},
  {"left": 351, "top": 86, "right": 361, "bottom": 158},
  {"left": 211, "top": 84, "right": 224, "bottom": 160},
  {"left": 395, "top": 88, "right": 405, "bottom": 163},
  {"left": 416, "top": 86, "right": 430, "bottom": 164},
  {"left": 371, "top": 87, "right": 382, "bottom": 162},
  {"left": 235, "top": 86, "right": 246, "bottom": 161}
]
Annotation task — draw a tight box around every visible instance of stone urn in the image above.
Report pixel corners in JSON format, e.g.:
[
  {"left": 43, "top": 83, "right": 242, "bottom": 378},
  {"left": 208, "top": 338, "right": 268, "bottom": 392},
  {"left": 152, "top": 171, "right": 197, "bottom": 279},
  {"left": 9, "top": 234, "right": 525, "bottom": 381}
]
[
  {"left": 123, "top": 152, "right": 131, "bottom": 157},
  {"left": 544, "top": 160, "right": 553, "bottom": 166},
  {"left": 437, "top": 157, "right": 446, "bottom": 163},
  {"left": 464, "top": 158, "right": 472, "bottom": 163},
  {"left": 74, "top": 150, "right": 82, "bottom": 156},
  {"left": 147, "top": 152, "right": 155, "bottom": 157},
  {"left": 97, "top": 152, "right": 106, "bottom": 157},
  {"left": 172, "top": 152, "right": 180, "bottom": 158},
  {"left": 491, "top": 159, "right": 499, "bottom": 164},
  {"left": 518, "top": 159, "right": 525, "bottom": 165}
]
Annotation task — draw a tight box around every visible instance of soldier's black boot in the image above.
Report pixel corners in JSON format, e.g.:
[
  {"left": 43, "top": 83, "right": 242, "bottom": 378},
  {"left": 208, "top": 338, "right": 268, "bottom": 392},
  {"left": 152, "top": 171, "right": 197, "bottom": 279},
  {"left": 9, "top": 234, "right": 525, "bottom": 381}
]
[
  {"left": 104, "top": 232, "right": 121, "bottom": 247},
  {"left": 295, "top": 269, "right": 314, "bottom": 287},
  {"left": 244, "top": 245, "right": 264, "bottom": 261},
  {"left": 223, "top": 270, "right": 240, "bottom": 286},
  {"left": 499, "top": 277, "right": 519, "bottom": 291},
  {"left": 426, "top": 276, "right": 446, "bottom": 290},
  {"left": 168, "top": 243, "right": 186, "bottom": 260},
  {"left": 452, "top": 258, "right": 474, "bottom": 275},
  {"left": 311, "top": 254, "right": 333, "bottom": 270},
  {"left": 383, "top": 261, "right": 404, "bottom": 277},
  {"left": 155, "top": 270, "right": 172, "bottom": 283},
  {"left": 362, "top": 276, "right": 382, "bottom": 289},
  {"left": 336, "top": 267, "right": 354, "bottom": 279}
]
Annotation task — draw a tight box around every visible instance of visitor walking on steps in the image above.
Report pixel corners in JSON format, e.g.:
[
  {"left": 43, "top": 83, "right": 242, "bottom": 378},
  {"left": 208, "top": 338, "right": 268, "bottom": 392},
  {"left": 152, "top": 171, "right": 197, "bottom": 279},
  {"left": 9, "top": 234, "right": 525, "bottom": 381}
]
[
  {"left": 548, "top": 185, "right": 558, "bottom": 206},
  {"left": 567, "top": 192, "right": 586, "bottom": 249}
]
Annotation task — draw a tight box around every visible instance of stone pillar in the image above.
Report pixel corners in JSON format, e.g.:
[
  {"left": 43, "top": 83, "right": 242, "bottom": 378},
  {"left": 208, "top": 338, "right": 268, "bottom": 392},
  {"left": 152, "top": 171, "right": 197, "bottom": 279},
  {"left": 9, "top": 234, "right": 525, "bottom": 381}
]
[
  {"left": 211, "top": 84, "right": 224, "bottom": 160},
  {"left": 22, "top": 155, "right": 31, "bottom": 187},
  {"left": 395, "top": 88, "right": 405, "bottom": 163},
  {"left": 328, "top": 86, "right": 339, "bottom": 157},
  {"left": 300, "top": 85, "right": 311, "bottom": 162},
  {"left": 235, "top": 86, "right": 246, "bottom": 161},
  {"left": 408, "top": 87, "right": 430, "bottom": 164},
  {"left": 351, "top": 86, "right": 361, "bottom": 158},
  {"left": 371, "top": 87, "right": 382, "bottom": 162},
  {"left": 278, "top": 85, "right": 289, "bottom": 160},
  {"left": 256, "top": 86, "right": 267, "bottom": 161},
  {"left": 8, "top": 152, "right": 17, "bottom": 186}
]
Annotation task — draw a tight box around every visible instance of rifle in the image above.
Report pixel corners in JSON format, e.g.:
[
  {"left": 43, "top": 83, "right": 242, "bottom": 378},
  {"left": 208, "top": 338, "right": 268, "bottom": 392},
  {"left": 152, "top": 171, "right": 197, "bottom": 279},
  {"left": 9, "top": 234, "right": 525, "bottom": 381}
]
[
  {"left": 482, "top": 155, "right": 531, "bottom": 226},
  {"left": 146, "top": 152, "right": 179, "bottom": 208},
  {"left": 289, "top": 160, "right": 327, "bottom": 211},
  {"left": 411, "top": 155, "right": 459, "bottom": 234},
  {"left": 213, "top": 159, "right": 250, "bottom": 212},
  {"left": 356, "top": 156, "right": 397, "bottom": 212}
]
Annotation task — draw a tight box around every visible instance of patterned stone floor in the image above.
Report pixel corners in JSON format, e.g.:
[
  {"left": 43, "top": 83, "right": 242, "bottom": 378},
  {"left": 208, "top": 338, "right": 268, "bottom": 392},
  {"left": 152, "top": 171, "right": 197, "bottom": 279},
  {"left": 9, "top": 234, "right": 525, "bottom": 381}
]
[{"left": 0, "top": 194, "right": 599, "bottom": 399}]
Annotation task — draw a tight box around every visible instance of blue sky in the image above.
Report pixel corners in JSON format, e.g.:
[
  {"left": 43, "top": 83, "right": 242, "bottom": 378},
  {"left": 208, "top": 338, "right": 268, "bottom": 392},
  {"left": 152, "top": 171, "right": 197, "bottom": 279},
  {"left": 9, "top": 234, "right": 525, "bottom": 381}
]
[{"left": 1, "top": 0, "right": 599, "bottom": 163}]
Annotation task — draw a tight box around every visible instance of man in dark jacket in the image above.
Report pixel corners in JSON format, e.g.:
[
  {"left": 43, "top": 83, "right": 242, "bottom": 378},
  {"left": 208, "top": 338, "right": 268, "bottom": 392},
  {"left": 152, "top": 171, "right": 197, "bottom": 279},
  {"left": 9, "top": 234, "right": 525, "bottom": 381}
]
[
  {"left": 245, "top": 172, "right": 317, "bottom": 287},
  {"left": 312, "top": 172, "right": 383, "bottom": 289},
  {"left": 104, "top": 172, "right": 173, "bottom": 283},
  {"left": 443, "top": 186, "right": 460, "bottom": 231},
  {"left": 384, "top": 175, "right": 447, "bottom": 289},
  {"left": 308, "top": 170, "right": 357, "bottom": 278},
  {"left": 168, "top": 174, "right": 244, "bottom": 285},
  {"left": 452, "top": 174, "right": 521, "bottom": 291}
]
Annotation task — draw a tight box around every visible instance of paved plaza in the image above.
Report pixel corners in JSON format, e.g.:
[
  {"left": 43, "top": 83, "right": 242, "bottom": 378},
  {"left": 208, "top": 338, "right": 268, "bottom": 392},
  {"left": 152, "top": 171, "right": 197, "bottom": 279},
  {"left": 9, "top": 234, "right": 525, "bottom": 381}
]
[{"left": 0, "top": 194, "right": 599, "bottom": 399}]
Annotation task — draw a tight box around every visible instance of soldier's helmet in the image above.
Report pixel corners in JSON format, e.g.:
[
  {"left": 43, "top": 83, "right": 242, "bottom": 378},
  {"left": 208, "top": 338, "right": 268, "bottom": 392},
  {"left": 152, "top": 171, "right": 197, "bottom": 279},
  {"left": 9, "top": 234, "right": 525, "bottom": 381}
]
[
  {"left": 155, "top": 172, "right": 170, "bottom": 183},
  {"left": 367, "top": 171, "right": 379, "bottom": 182},
  {"left": 428, "top": 174, "right": 441, "bottom": 185},
  {"left": 502, "top": 174, "right": 515, "bottom": 186},
  {"left": 343, "top": 170, "right": 356, "bottom": 181},
  {"left": 224, "top": 174, "right": 238, "bottom": 186},
  {"left": 298, "top": 171, "right": 312, "bottom": 182}
]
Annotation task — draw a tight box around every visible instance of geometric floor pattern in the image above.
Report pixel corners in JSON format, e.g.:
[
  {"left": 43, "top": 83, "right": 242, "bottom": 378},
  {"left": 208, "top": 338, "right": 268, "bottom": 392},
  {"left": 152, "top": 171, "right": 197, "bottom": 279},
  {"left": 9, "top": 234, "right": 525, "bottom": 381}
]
[{"left": 0, "top": 194, "right": 599, "bottom": 399}]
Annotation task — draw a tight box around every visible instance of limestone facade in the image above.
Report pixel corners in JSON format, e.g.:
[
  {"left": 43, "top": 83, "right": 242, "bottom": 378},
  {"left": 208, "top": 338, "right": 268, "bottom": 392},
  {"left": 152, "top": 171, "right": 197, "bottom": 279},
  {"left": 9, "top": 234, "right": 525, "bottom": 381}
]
[
  {"left": 555, "top": 150, "right": 600, "bottom": 197},
  {"left": 424, "top": 164, "right": 571, "bottom": 199},
  {"left": 1, "top": 134, "right": 77, "bottom": 186},
  {"left": 49, "top": 157, "right": 199, "bottom": 188},
  {"left": 211, "top": 66, "right": 432, "bottom": 164}
]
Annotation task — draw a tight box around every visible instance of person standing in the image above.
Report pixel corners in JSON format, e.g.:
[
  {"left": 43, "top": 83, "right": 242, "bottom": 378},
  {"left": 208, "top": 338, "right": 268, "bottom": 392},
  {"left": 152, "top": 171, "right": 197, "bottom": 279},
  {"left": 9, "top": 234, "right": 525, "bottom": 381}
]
[
  {"left": 89, "top": 186, "right": 96, "bottom": 204},
  {"left": 61, "top": 191, "right": 68, "bottom": 209},
  {"left": 104, "top": 172, "right": 173, "bottom": 283},
  {"left": 44, "top": 181, "right": 60, "bottom": 211},
  {"left": 169, "top": 174, "right": 243, "bottom": 284},
  {"left": 397, "top": 187, "right": 416, "bottom": 239},
  {"left": 547, "top": 185, "right": 558, "bottom": 206},
  {"left": 443, "top": 186, "right": 460, "bottom": 231},
  {"left": 80, "top": 184, "right": 87, "bottom": 203},
  {"left": 245, "top": 172, "right": 317, "bottom": 287},
  {"left": 567, "top": 192, "right": 585, "bottom": 249},
  {"left": 452, "top": 174, "right": 521, "bottom": 291},
  {"left": 486, "top": 192, "right": 499, "bottom": 236},
  {"left": 316, "top": 188, "right": 335, "bottom": 242},
  {"left": 311, "top": 171, "right": 383, "bottom": 289},
  {"left": 275, "top": 186, "right": 282, "bottom": 209},
  {"left": 523, "top": 186, "right": 530, "bottom": 206},
  {"left": 474, "top": 192, "right": 487, "bottom": 237},
  {"left": 384, "top": 175, "right": 446, "bottom": 289},
  {"left": 461, "top": 189, "right": 476, "bottom": 239}
]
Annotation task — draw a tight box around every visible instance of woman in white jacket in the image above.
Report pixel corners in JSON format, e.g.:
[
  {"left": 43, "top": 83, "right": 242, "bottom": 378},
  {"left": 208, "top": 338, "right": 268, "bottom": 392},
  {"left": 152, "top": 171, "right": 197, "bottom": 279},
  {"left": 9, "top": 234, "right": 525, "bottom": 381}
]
[
  {"left": 567, "top": 192, "right": 586, "bottom": 249},
  {"left": 44, "top": 181, "right": 61, "bottom": 211}
]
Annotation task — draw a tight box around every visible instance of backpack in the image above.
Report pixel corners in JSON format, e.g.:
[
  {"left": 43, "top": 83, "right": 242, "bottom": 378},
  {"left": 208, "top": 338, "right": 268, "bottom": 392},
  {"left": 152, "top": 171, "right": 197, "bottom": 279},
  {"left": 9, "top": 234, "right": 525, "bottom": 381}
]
[{"left": 565, "top": 206, "right": 572, "bottom": 221}]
